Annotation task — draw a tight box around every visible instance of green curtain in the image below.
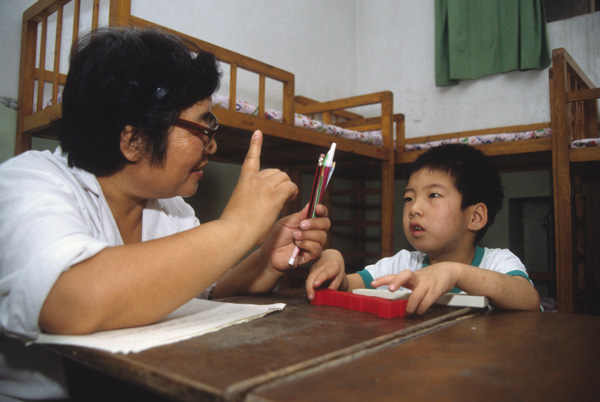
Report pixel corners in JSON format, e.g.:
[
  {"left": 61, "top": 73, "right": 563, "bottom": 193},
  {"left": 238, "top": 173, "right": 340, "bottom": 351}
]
[{"left": 435, "top": 0, "right": 551, "bottom": 86}]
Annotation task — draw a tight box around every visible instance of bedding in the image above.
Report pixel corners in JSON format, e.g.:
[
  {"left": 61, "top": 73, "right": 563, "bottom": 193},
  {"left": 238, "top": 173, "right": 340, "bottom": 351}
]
[
  {"left": 211, "top": 95, "right": 600, "bottom": 151},
  {"left": 42, "top": 96, "right": 597, "bottom": 151},
  {"left": 405, "top": 128, "right": 552, "bottom": 151},
  {"left": 211, "top": 95, "right": 384, "bottom": 146}
]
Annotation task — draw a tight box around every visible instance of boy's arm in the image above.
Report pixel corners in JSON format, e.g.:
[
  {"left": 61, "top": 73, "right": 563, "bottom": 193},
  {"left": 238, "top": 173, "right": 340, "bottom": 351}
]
[
  {"left": 372, "top": 262, "right": 540, "bottom": 315},
  {"left": 454, "top": 264, "right": 540, "bottom": 311},
  {"left": 305, "top": 249, "right": 366, "bottom": 300}
]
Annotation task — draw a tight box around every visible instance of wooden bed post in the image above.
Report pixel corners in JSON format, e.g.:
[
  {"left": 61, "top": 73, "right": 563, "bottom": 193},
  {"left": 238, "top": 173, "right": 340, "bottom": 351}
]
[
  {"left": 109, "top": 0, "right": 131, "bottom": 26},
  {"left": 15, "top": 12, "right": 39, "bottom": 155},
  {"left": 550, "top": 48, "right": 574, "bottom": 313},
  {"left": 380, "top": 92, "right": 395, "bottom": 257}
]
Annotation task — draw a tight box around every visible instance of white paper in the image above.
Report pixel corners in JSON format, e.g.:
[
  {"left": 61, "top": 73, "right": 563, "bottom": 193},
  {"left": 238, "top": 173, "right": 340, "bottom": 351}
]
[
  {"left": 35, "top": 299, "right": 285, "bottom": 354},
  {"left": 352, "top": 289, "right": 489, "bottom": 308}
]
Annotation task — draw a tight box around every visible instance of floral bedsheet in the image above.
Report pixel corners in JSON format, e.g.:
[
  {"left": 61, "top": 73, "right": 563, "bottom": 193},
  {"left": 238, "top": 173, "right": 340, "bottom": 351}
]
[
  {"left": 212, "top": 95, "right": 384, "bottom": 146},
  {"left": 404, "top": 128, "right": 553, "bottom": 151}
]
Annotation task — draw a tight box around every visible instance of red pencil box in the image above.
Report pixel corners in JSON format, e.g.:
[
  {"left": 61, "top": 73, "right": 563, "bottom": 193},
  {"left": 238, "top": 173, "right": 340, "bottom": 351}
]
[{"left": 310, "top": 289, "right": 407, "bottom": 318}]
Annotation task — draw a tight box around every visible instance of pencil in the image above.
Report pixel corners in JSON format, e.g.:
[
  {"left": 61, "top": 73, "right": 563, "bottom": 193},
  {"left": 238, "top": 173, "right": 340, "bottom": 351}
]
[{"left": 288, "top": 143, "right": 336, "bottom": 266}]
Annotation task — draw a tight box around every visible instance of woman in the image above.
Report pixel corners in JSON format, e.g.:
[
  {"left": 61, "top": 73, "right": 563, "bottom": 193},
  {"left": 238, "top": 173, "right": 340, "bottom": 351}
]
[{"left": 0, "top": 27, "right": 329, "bottom": 400}]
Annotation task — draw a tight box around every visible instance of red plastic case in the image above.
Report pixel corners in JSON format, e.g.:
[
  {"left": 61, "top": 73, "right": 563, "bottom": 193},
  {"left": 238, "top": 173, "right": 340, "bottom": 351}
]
[{"left": 310, "top": 289, "right": 407, "bottom": 318}]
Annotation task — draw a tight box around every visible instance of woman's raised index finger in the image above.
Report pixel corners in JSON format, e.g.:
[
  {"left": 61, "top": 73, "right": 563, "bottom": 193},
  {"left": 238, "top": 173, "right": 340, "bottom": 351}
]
[{"left": 241, "top": 130, "right": 263, "bottom": 174}]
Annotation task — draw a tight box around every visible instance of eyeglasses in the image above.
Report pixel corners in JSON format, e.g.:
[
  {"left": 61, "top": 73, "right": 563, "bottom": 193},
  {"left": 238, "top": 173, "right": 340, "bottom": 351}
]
[{"left": 173, "top": 113, "right": 219, "bottom": 148}]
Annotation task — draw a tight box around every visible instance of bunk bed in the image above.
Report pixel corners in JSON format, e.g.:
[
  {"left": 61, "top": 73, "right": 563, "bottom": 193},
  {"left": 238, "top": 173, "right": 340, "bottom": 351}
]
[
  {"left": 14, "top": 0, "right": 401, "bottom": 280},
  {"left": 395, "top": 48, "right": 600, "bottom": 314},
  {"left": 550, "top": 48, "right": 600, "bottom": 314}
]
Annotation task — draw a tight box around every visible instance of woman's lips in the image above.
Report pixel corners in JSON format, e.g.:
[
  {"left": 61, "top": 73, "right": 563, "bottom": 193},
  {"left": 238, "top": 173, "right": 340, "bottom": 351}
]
[{"left": 191, "top": 168, "right": 204, "bottom": 178}]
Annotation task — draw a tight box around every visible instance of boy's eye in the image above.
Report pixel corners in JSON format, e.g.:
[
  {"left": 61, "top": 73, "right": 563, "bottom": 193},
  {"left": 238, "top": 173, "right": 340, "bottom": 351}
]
[
  {"left": 429, "top": 193, "right": 441, "bottom": 198},
  {"left": 403, "top": 196, "right": 413, "bottom": 203}
]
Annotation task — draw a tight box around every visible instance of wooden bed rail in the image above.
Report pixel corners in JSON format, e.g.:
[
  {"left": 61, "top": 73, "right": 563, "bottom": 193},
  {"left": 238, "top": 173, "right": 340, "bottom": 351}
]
[
  {"left": 550, "top": 47, "right": 600, "bottom": 313},
  {"left": 126, "top": 15, "right": 296, "bottom": 127},
  {"left": 16, "top": 0, "right": 297, "bottom": 154},
  {"left": 17, "top": 0, "right": 104, "bottom": 153}
]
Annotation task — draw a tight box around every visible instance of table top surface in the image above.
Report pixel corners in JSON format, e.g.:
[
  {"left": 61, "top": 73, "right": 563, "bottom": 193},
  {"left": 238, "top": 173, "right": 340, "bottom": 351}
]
[
  {"left": 53, "top": 288, "right": 475, "bottom": 400},
  {"left": 51, "top": 289, "right": 600, "bottom": 401},
  {"left": 249, "top": 308, "right": 600, "bottom": 401}
]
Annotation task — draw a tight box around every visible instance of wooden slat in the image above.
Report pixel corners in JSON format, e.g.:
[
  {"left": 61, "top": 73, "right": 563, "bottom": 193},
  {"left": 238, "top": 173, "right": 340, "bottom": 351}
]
[
  {"left": 109, "top": 0, "right": 131, "bottom": 26},
  {"left": 567, "top": 87, "right": 600, "bottom": 103},
  {"left": 332, "top": 220, "right": 382, "bottom": 227},
  {"left": 51, "top": 2, "right": 63, "bottom": 105},
  {"left": 528, "top": 272, "right": 556, "bottom": 281},
  {"left": 72, "top": 0, "right": 80, "bottom": 45},
  {"left": 23, "top": 104, "right": 62, "bottom": 133},
  {"left": 258, "top": 74, "right": 265, "bottom": 118},
  {"left": 551, "top": 48, "right": 575, "bottom": 313},
  {"left": 295, "top": 91, "right": 393, "bottom": 115},
  {"left": 23, "top": 0, "right": 68, "bottom": 23},
  {"left": 228, "top": 64, "right": 238, "bottom": 111},
  {"left": 91, "top": 0, "right": 100, "bottom": 30},
  {"left": 570, "top": 147, "right": 600, "bottom": 162},
  {"left": 295, "top": 95, "right": 364, "bottom": 121},
  {"left": 34, "top": 68, "right": 67, "bottom": 85},
  {"left": 331, "top": 188, "right": 381, "bottom": 196},
  {"left": 36, "top": 16, "right": 48, "bottom": 113},
  {"left": 15, "top": 15, "right": 39, "bottom": 154}
]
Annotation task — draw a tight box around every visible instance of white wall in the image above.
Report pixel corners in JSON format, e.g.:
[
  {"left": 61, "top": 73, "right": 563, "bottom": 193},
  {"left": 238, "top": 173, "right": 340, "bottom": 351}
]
[{"left": 356, "top": 1, "right": 600, "bottom": 138}]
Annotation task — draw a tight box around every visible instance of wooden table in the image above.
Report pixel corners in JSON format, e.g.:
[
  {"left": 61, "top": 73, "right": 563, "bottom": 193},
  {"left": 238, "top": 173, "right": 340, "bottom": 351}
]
[
  {"left": 55, "top": 288, "right": 475, "bottom": 401},
  {"left": 248, "top": 309, "right": 600, "bottom": 401},
  {"left": 51, "top": 289, "right": 600, "bottom": 401}
]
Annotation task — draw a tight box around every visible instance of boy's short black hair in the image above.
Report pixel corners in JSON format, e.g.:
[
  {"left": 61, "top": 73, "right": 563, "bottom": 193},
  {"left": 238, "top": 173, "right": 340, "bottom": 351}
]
[
  {"left": 405, "top": 144, "right": 504, "bottom": 243},
  {"left": 58, "top": 27, "right": 221, "bottom": 175}
]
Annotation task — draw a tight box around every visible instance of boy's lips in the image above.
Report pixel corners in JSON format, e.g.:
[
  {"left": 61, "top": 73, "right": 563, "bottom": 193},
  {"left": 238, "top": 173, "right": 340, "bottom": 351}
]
[{"left": 410, "top": 223, "right": 425, "bottom": 236}]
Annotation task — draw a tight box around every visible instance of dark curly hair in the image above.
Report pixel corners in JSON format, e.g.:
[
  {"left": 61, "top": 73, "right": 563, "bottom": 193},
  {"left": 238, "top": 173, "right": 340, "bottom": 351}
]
[
  {"left": 57, "top": 27, "right": 221, "bottom": 175},
  {"left": 405, "top": 144, "right": 504, "bottom": 243}
]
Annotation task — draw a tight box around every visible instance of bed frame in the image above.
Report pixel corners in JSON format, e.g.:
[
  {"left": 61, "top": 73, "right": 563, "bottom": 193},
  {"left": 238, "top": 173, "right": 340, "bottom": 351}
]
[
  {"left": 15, "top": 0, "right": 400, "bottom": 276},
  {"left": 395, "top": 48, "right": 600, "bottom": 314},
  {"left": 550, "top": 48, "right": 600, "bottom": 314}
]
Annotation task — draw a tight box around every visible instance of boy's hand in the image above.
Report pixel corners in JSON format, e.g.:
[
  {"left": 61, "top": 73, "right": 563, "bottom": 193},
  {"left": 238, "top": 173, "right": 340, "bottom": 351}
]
[
  {"left": 371, "top": 262, "right": 463, "bottom": 315},
  {"left": 305, "top": 249, "right": 347, "bottom": 300}
]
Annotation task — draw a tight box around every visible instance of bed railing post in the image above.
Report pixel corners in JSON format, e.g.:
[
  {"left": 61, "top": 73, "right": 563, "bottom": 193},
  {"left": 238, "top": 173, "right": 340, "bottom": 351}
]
[
  {"left": 380, "top": 91, "right": 394, "bottom": 258},
  {"left": 51, "top": 3, "right": 64, "bottom": 106},
  {"left": 229, "top": 64, "right": 238, "bottom": 111},
  {"left": 282, "top": 79, "right": 294, "bottom": 125},
  {"left": 15, "top": 17, "right": 39, "bottom": 155},
  {"left": 550, "top": 48, "right": 574, "bottom": 313},
  {"left": 109, "top": 0, "right": 131, "bottom": 26}
]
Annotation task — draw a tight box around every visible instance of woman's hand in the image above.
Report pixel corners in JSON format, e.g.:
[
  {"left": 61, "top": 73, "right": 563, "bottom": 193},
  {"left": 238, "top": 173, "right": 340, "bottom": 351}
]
[
  {"left": 260, "top": 203, "right": 331, "bottom": 272},
  {"left": 220, "top": 131, "right": 299, "bottom": 247}
]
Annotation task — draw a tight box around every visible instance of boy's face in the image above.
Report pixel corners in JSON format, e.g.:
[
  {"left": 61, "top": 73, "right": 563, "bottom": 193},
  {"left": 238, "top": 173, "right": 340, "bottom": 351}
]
[{"left": 403, "top": 168, "right": 474, "bottom": 260}]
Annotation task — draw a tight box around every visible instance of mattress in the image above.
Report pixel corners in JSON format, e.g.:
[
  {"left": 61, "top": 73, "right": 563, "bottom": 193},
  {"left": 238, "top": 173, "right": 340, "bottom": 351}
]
[
  {"left": 404, "top": 128, "right": 553, "bottom": 151},
  {"left": 211, "top": 95, "right": 384, "bottom": 146}
]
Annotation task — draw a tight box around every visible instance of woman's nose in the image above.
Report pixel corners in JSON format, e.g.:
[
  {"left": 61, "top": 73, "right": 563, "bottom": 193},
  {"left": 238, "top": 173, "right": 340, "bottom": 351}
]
[{"left": 204, "top": 138, "right": 217, "bottom": 155}]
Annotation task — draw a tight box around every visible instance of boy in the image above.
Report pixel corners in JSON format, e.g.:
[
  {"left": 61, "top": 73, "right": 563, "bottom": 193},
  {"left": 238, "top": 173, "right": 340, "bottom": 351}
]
[{"left": 306, "top": 144, "right": 540, "bottom": 315}]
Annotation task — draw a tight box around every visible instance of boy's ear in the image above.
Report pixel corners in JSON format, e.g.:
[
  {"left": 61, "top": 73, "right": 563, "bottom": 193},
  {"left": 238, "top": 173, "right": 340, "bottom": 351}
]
[
  {"left": 120, "top": 125, "right": 142, "bottom": 163},
  {"left": 468, "top": 202, "right": 488, "bottom": 232}
]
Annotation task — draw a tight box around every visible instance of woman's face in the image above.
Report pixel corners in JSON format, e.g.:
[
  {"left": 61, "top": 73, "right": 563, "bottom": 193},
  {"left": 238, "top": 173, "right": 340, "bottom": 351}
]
[{"left": 131, "top": 98, "right": 217, "bottom": 200}]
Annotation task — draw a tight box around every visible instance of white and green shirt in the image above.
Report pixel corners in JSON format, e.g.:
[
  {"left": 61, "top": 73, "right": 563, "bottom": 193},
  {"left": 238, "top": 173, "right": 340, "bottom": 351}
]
[{"left": 356, "top": 245, "right": 531, "bottom": 293}]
